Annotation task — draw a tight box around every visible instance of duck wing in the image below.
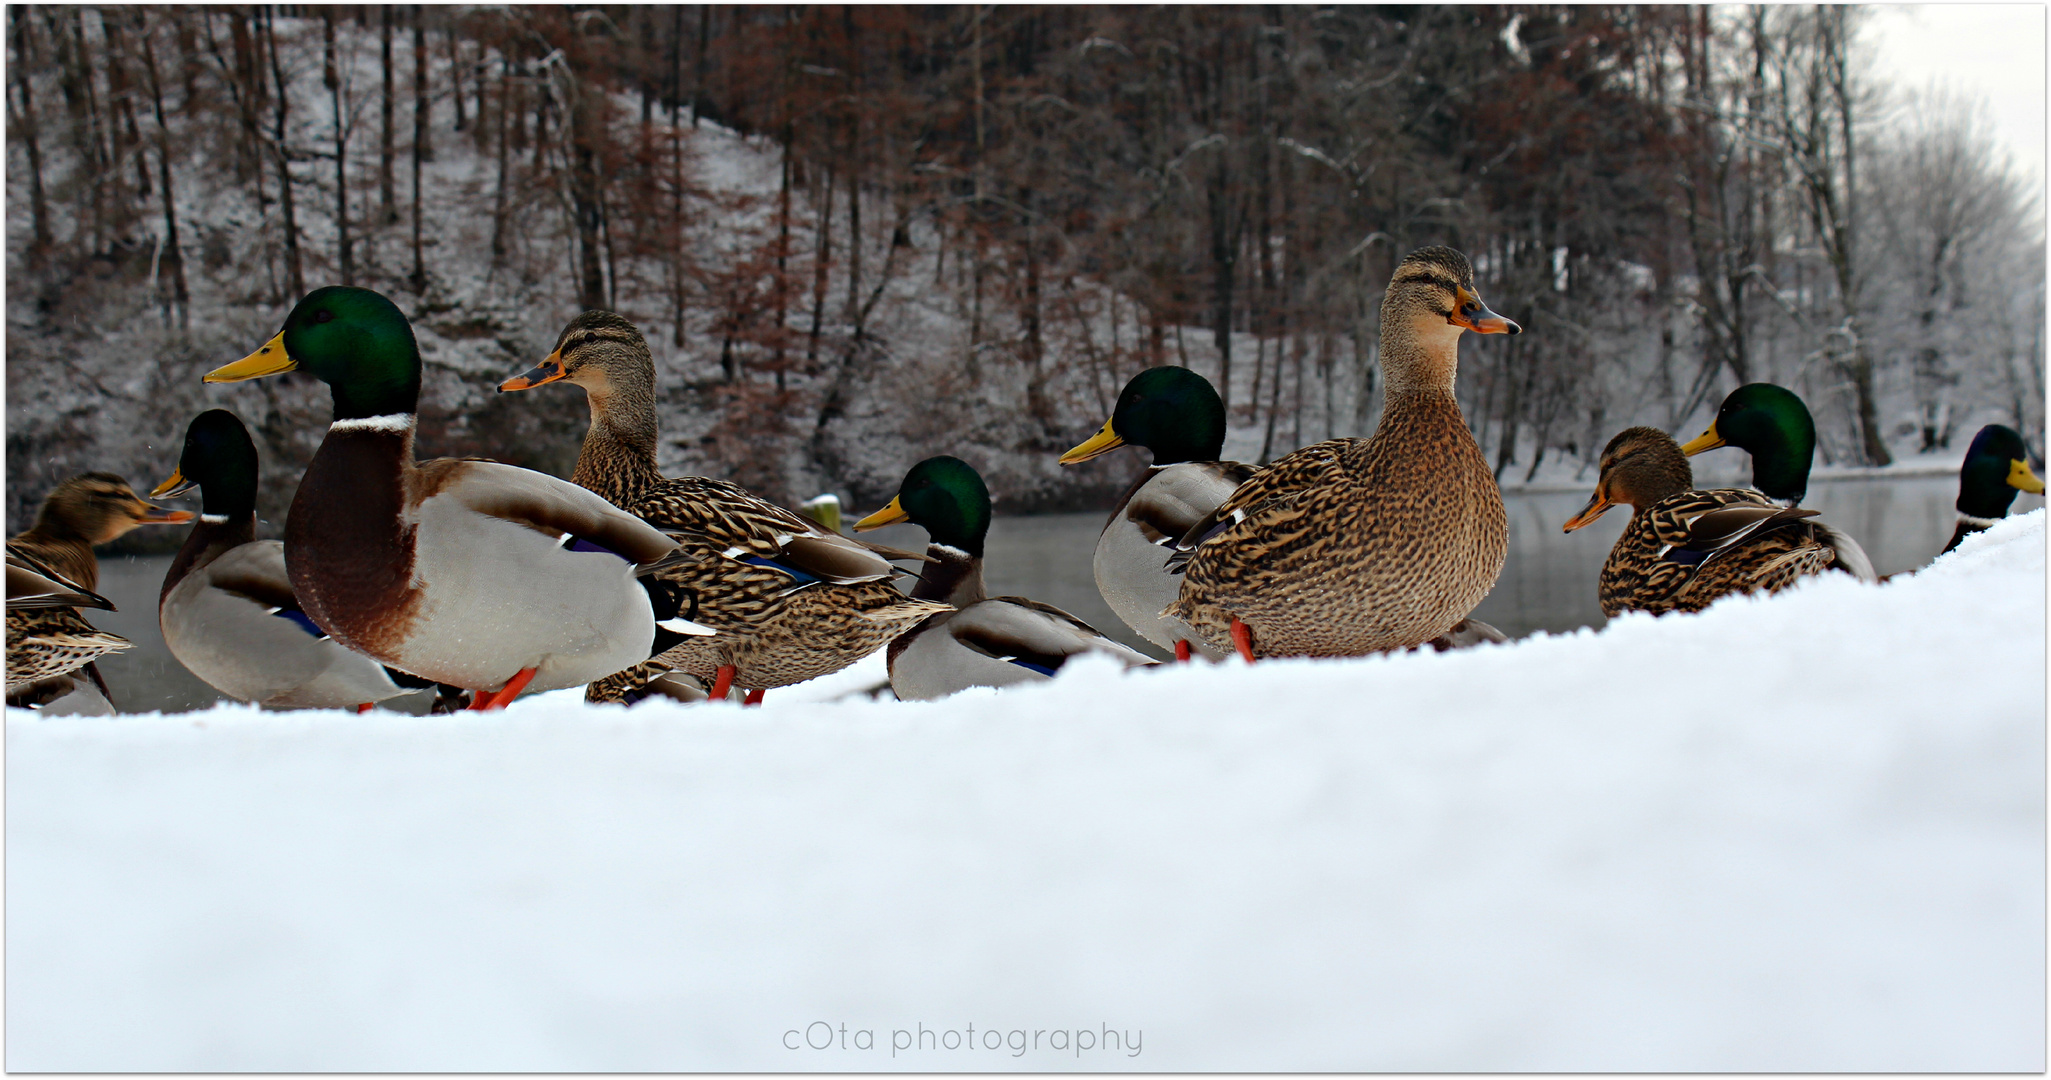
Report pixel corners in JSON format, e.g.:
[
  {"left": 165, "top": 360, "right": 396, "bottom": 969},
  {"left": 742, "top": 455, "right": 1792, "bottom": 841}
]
[
  {"left": 6, "top": 550, "right": 114, "bottom": 611},
  {"left": 1659, "top": 497, "right": 1819, "bottom": 569},
  {"left": 417, "top": 458, "right": 687, "bottom": 569},
  {"left": 1167, "top": 443, "right": 1345, "bottom": 570},
  {"left": 965, "top": 597, "right": 1158, "bottom": 672},
  {"left": 630, "top": 476, "right": 912, "bottom": 585},
  {"left": 1123, "top": 461, "right": 1259, "bottom": 547}
]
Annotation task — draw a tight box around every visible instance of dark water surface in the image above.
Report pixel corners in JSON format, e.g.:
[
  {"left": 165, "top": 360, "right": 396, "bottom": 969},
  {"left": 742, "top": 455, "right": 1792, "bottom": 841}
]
[{"left": 81, "top": 476, "right": 2033, "bottom": 714}]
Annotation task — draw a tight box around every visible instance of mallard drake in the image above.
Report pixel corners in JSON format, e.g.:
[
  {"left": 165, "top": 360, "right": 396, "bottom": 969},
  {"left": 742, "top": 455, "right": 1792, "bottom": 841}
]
[
  {"left": 202, "top": 287, "right": 698, "bottom": 709},
  {"left": 1941, "top": 424, "right": 2045, "bottom": 554},
  {"left": 1059, "top": 366, "right": 1255, "bottom": 661},
  {"left": 1563, "top": 426, "right": 1875, "bottom": 615},
  {"left": 6, "top": 473, "right": 192, "bottom": 707},
  {"left": 1163, "top": 246, "right": 1517, "bottom": 660},
  {"left": 1679, "top": 382, "right": 1874, "bottom": 577},
  {"left": 854, "top": 456, "right": 1154, "bottom": 701},
  {"left": 1678, "top": 383, "right": 1817, "bottom": 506},
  {"left": 496, "top": 310, "right": 949, "bottom": 705},
  {"left": 151, "top": 409, "right": 427, "bottom": 711}
]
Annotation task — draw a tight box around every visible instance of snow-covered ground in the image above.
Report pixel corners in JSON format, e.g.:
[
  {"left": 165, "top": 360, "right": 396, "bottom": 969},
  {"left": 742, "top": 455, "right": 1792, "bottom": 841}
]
[{"left": 7, "top": 514, "right": 2044, "bottom": 1071}]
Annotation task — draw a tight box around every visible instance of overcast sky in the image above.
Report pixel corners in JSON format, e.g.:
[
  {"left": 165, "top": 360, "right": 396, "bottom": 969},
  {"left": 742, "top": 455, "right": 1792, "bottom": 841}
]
[{"left": 1862, "top": 4, "right": 2047, "bottom": 193}]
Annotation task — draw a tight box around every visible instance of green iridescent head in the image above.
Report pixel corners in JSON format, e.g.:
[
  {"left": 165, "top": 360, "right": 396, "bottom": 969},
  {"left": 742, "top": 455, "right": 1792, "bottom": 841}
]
[
  {"left": 1680, "top": 383, "right": 1816, "bottom": 503},
  {"left": 852, "top": 455, "right": 993, "bottom": 556},
  {"left": 1061, "top": 366, "right": 1226, "bottom": 467},
  {"left": 1958, "top": 424, "right": 2045, "bottom": 519},
  {"left": 206, "top": 286, "right": 422, "bottom": 420},
  {"left": 152, "top": 409, "right": 261, "bottom": 517}
]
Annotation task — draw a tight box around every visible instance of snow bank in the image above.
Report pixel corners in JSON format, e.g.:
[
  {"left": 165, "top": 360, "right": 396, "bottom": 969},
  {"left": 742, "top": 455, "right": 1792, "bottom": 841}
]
[{"left": 8, "top": 513, "right": 2044, "bottom": 1071}]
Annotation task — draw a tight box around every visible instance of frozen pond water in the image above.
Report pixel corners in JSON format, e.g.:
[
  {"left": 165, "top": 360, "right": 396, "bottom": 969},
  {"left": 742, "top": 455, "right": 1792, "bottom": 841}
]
[{"left": 79, "top": 474, "right": 2032, "bottom": 714}]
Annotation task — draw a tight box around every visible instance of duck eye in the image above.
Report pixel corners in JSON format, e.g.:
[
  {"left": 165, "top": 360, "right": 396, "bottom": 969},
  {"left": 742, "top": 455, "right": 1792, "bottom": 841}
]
[
  {"left": 313, "top": 310, "right": 335, "bottom": 324},
  {"left": 579, "top": 334, "right": 597, "bottom": 349}
]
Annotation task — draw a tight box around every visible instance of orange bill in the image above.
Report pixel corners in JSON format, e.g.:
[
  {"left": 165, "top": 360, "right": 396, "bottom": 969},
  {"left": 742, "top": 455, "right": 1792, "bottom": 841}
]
[
  {"left": 1562, "top": 490, "right": 1612, "bottom": 533},
  {"left": 1450, "top": 286, "right": 1520, "bottom": 335},
  {"left": 498, "top": 349, "right": 568, "bottom": 393}
]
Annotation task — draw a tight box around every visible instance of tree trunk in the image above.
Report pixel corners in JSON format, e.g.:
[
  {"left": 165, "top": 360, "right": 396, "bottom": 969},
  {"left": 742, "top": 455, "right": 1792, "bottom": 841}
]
[
  {"left": 265, "top": 6, "right": 303, "bottom": 299},
  {"left": 567, "top": 70, "right": 607, "bottom": 311},
  {"left": 323, "top": 10, "right": 352, "bottom": 285},
  {"left": 1209, "top": 176, "right": 1240, "bottom": 417},
  {"left": 379, "top": 5, "right": 394, "bottom": 222},
  {"left": 805, "top": 164, "right": 835, "bottom": 370},
  {"left": 445, "top": 19, "right": 465, "bottom": 132},
  {"left": 670, "top": 15, "right": 688, "bottom": 347},
  {"left": 410, "top": 5, "right": 427, "bottom": 292},
  {"left": 489, "top": 54, "right": 511, "bottom": 269},
  {"left": 135, "top": 10, "right": 188, "bottom": 328},
  {"left": 693, "top": 4, "right": 710, "bottom": 127},
  {"left": 10, "top": 9, "right": 52, "bottom": 256}
]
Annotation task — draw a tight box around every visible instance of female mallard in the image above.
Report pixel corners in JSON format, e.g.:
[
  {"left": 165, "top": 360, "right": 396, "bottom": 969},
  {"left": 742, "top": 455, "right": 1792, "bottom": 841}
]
[
  {"left": 853, "top": 456, "right": 1154, "bottom": 701},
  {"left": 1678, "top": 382, "right": 1873, "bottom": 576},
  {"left": 497, "top": 310, "right": 949, "bottom": 705},
  {"left": 6, "top": 473, "right": 192, "bottom": 707},
  {"left": 151, "top": 409, "right": 425, "bottom": 711},
  {"left": 202, "top": 287, "right": 696, "bottom": 709},
  {"left": 1164, "top": 246, "right": 1518, "bottom": 660},
  {"left": 1940, "top": 424, "right": 2044, "bottom": 555},
  {"left": 1563, "top": 426, "right": 1875, "bottom": 616},
  {"left": 1059, "top": 366, "right": 1255, "bottom": 661}
]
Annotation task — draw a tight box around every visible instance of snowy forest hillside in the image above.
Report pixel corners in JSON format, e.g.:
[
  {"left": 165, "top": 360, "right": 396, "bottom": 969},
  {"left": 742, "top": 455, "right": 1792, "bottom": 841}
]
[{"left": 6, "top": 5, "right": 2045, "bottom": 535}]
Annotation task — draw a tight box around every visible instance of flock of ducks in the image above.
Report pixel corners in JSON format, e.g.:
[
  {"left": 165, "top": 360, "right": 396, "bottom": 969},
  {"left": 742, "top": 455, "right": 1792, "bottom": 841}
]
[{"left": 6, "top": 246, "right": 2044, "bottom": 713}]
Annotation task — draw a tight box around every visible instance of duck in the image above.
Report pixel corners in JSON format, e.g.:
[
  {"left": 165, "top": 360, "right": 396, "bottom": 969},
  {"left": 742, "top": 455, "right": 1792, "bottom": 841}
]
[
  {"left": 1163, "top": 245, "right": 1518, "bottom": 660},
  {"left": 496, "top": 310, "right": 950, "bottom": 705},
  {"left": 1058, "top": 366, "right": 1256, "bottom": 660},
  {"left": 1678, "top": 382, "right": 1874, "bottom": 577},
  {"left": 853, "top": 456, "right": 1155, "bottom": 701},
  {"left": 6, "top": 473, "right": 192, "bottom": 708},
  {"left": 1677, "top": 382, "right": 1818, "bottom": 505},
  {"left": 1941, "top": 424, "right": 2044, "bottom": 554},
  {"left": 151, "top": 409, "right": 428, "bottom": 711},
  {"left": 1562, "top": 426, "right": 1875, "bottom": 616},
  {"left": 202, "top": 286, "right": 699, "bottom": 709}
]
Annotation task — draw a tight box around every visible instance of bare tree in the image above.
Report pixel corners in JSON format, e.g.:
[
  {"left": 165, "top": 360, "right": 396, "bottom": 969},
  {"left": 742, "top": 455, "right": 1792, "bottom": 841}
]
[{"left": 323, "top": 9, "right": 353, "bottom": 284}]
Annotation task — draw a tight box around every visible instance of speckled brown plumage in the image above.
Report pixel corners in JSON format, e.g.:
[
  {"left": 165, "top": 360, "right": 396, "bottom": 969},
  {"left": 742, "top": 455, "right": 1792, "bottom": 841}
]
[
  {"left": 1595, "top": 489, "right": 1844, "bottom": 615},
  {"left": 1570, "top": 426, "right": 1852, "bottom": 616},
  {"left": 6, "top": 474, "right": 187, "bottom": 700},
  {"left": 509, "top": 311, "right": 946, "bottom": 699},
  {"left": 1165, "top": 247, "right": 1515, "bottom": 658}
]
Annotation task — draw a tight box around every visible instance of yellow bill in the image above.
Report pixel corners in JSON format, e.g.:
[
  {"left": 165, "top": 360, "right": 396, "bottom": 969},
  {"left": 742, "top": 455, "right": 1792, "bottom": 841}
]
[
  {"left": 1678, "top": 421, "right": 1724, "bottom": 457},
  {"left": 1060, "top": 419, "right": 1125, "bottom": 465},
  {"left": 150, "top": 467, "right": 194, "bottom": 499},
  {"left": 2009, "top": 458, "right": 2046, "bottom": 495},
  {"left": 853, "top": 496, "right": 910, "bottom": 532},
  {"left": 205, "top": 331, "right": 296, "bottom": 383}
]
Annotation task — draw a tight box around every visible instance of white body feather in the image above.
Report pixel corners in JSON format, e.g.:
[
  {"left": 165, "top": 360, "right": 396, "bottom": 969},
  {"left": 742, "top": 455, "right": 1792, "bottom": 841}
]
[
  {"left": 1094, "top": 463, "right": 1244, "bottom": 658},
  {"left": 888, "top": 601, "right": 1155, "bottom": 702},
  {"left": 160, "top": 540, "right": 413, "bottom": 709},
  {"left": 392, "top": 470, "right": 659, "bottom": 693}
]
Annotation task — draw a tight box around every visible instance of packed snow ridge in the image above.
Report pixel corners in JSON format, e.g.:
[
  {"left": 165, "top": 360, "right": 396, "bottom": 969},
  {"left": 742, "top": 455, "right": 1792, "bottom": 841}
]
[{"left": 7, "top": 512, "right": 2044, "bottom": 1071}]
